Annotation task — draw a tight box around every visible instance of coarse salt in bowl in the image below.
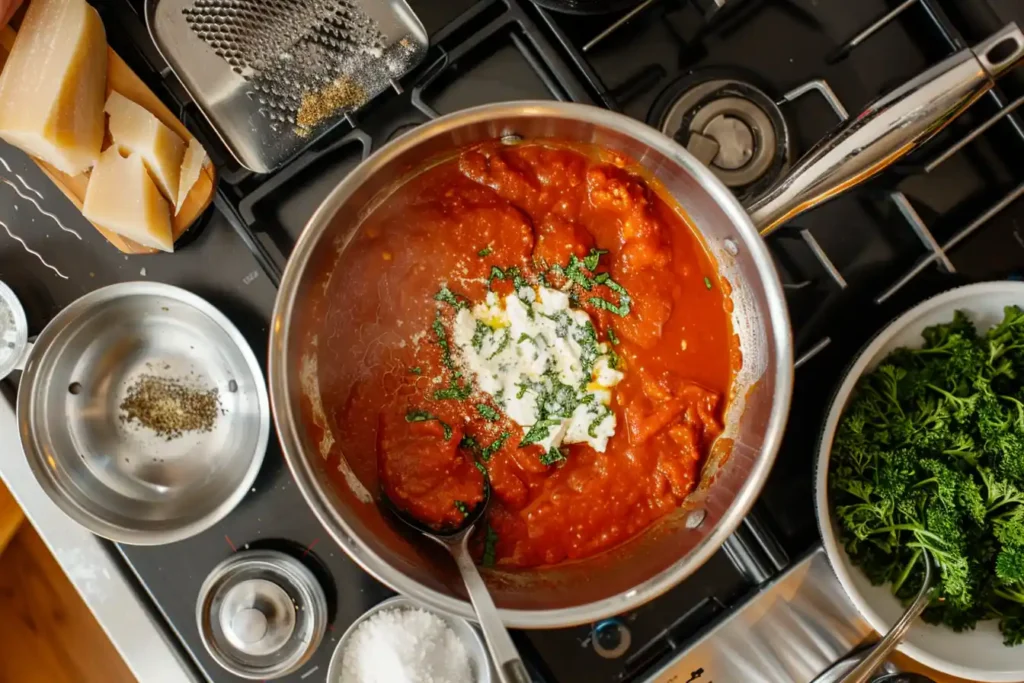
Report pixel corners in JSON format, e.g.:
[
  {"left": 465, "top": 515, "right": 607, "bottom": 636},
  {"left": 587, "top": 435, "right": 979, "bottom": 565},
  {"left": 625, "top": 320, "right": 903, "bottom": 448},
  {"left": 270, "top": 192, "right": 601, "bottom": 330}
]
[{"left": 327, "top": 595, "right": 492, "bottom": 683}]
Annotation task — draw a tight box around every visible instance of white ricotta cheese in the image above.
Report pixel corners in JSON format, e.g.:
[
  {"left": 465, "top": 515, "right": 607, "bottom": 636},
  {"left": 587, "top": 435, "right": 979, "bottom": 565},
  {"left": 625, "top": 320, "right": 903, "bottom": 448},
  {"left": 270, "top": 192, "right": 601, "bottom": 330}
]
[{"left": 452, "top": 286, "right": 623, "bottom": 454}]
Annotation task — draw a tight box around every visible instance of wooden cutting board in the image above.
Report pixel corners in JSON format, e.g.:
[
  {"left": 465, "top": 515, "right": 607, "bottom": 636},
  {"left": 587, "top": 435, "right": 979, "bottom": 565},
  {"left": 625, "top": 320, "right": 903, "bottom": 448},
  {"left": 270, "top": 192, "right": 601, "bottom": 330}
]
[{"left": 0, "top": 22, "right": 216, "bottom": 254}]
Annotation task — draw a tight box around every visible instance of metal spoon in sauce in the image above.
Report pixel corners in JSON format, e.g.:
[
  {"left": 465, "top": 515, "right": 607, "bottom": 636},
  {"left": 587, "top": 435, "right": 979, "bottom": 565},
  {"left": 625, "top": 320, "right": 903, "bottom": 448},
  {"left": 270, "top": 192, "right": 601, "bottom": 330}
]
[{"left": 382, "top": 485, "right": 530, "bottom": 683}]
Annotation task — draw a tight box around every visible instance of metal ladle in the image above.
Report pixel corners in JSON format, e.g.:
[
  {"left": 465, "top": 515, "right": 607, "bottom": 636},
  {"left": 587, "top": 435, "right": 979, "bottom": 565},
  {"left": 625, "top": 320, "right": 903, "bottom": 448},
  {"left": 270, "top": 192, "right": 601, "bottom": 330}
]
[
  {"left": 383, "top": 484, "right": 530, "bottom": 683},
  {"left": 814, "top": 553, "right": 937, "bottom": 683}
]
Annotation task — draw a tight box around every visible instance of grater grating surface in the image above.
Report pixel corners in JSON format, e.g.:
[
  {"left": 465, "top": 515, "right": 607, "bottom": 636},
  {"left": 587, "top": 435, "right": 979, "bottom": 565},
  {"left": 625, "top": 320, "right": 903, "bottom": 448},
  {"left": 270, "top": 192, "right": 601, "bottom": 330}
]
[{"left": 146, "top": 0, "right": 427, "bottom": 172}]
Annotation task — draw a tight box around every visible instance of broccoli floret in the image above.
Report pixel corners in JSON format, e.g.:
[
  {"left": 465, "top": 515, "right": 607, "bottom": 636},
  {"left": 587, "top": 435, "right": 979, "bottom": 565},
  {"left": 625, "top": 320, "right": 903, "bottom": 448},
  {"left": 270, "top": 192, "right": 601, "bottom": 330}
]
[
  {"left": 992, "top": 432, "right": 1024, "bottom": 485},
  {"left": 829, "top": 306, "right": 1024, "bottom": 644},
  {"left": 923, "top": 310, "right": 977, "bottom": 348},
  {"left": 996, "top": 546, "right": 1024, "bottom": 585},
  {"left": 998, "top": 611, "right": 1024, "bottom": 646},
  {"left": 958, "top": 475, "right": 987, "bottom": 526}
]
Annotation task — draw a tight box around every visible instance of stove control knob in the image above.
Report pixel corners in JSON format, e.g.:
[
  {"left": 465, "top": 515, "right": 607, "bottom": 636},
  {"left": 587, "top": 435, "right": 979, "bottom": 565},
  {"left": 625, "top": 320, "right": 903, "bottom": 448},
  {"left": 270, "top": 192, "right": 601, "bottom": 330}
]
[{"left": 592, "top": 619, "right": 631, "bottom": 659}]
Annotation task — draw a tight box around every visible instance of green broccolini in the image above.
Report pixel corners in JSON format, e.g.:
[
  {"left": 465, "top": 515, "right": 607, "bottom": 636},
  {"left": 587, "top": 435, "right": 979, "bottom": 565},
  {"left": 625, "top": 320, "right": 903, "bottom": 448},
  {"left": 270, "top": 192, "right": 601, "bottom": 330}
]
[{"left": 831, "top": 306, "right": 1024, "bottom": 646}]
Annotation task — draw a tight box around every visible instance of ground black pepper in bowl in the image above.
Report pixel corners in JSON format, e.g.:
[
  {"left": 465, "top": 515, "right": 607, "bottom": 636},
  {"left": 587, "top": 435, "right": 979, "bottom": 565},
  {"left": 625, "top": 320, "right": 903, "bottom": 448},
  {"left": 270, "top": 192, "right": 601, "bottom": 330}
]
[{"left": 120, "top": 375, "right": 220, "bottom": 440}]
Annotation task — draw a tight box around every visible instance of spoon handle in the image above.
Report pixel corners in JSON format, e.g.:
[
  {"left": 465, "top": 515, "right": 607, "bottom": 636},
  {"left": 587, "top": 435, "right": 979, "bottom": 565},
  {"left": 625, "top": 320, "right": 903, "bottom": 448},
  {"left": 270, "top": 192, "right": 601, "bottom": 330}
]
[
  {"left": 451, "top": 538, "right": 531, "bottom": 683},
  {"left": 838, "top": 554, "right": 935, "bottom": 683}
]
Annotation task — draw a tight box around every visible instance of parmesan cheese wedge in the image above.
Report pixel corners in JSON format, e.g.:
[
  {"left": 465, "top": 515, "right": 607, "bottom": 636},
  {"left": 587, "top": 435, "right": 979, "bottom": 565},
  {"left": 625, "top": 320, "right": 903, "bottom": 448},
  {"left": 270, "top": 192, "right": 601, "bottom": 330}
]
[
  {"left": 104, "top": 91, "right": 186, "bottom": 203},
  {"left": 174, "top": 137, "right": 208, "bottom": 215},
  {"left": 0, "top": 0, "right": 107, "bottom": 175},
  {"left": 83, "top": 147, "right": 174, "bottom": 252}
]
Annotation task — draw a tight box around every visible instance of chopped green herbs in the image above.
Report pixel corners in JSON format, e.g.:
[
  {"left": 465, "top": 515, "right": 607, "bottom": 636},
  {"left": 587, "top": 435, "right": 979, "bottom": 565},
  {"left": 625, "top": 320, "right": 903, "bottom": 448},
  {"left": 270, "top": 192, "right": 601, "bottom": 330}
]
[
  {"left": 482, "top": 525, "right": 499, "bottom": 567},
  {"left": 408, "top": 366, "right": 422, "bottom": 375},
  {"left": 509, "top": 267, "right": 528, "bottom": 289},
  {"left": 487, "top": 328, "right": 511, "bottom": 360},
  {"left": 587, "top": 405, "right": 613, "bottom": 438},
  {"left": 478, "top": 246, "right": 493, "bottom": 258},
  {"left": 474, "top": 461, "right": 488, "bottom": 477},
  {"left": 488, "top": 264, "right": 527, "bottom": 289},
  {"left": 433, "top": 380, "right": 473, "bottom": 401},
  {"left": 548, "top": 249, "right": 632, "bottom": 318},
  {"left": 607, "top": 328, "right": 620, "bottom": 345},
  {"left": 460, "top": 431, "right": 510, "bottom": 461},
  {"left": 483, "top": 431, "right": 510, "bottom": 460},
  {"left": 476, "top": 404, "right": 500, "bottom": 421},
  {"left": 405, "top": 408, "right": 433, "bottom": 421},
  {"left": 583, "top": 248, "right": 608, "bottom": 271},
  {"left": 561, "top": 255, "right": 594, "bottom": 291},
  {"left": 589, "top": 296, "right": 631, "bottom": 317},
  {"left": 432, "top": 311, "right": 455, "bottom": 371},
  {"left": 454, "top": 500, "right": 469, "bottom": 517},
  {"left": 405, "top": 408, "right": 453, "bottom": 440},
  {"left": 471, "top": 321, "right": 489, "bottom": 352},
  {"left": 434, "top": 285, "right": 468, "bottom": 310},
  {"left": 521, "top": 418, "right": 564, "bottom": 446},
  {"left": 704, "top": 276, "right": 713, "bottom": 290},
  {"left": 539, "top": 446, "right": 565, "bottom": 466}
]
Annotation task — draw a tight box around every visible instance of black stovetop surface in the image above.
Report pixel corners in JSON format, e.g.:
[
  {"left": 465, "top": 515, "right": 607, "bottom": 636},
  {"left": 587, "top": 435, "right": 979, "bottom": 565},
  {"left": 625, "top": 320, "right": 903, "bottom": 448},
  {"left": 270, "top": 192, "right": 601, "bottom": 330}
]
[{"left": 1, "top": 0, "right": 1023, "bottom": 681}]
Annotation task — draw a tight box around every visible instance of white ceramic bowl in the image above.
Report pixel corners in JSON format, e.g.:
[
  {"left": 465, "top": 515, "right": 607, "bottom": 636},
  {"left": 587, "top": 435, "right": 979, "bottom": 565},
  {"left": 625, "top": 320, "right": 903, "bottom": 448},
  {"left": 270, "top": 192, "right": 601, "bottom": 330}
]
[{"left": 816, "top": 281, "right": 1024, "bottom": 682}]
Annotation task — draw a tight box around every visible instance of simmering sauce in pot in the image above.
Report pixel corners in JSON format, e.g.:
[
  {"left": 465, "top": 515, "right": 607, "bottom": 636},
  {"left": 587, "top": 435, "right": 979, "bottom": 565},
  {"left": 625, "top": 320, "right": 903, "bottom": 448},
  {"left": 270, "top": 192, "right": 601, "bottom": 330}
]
[{"left": 316, "top": 141, "right": 738, "bottom": 568}]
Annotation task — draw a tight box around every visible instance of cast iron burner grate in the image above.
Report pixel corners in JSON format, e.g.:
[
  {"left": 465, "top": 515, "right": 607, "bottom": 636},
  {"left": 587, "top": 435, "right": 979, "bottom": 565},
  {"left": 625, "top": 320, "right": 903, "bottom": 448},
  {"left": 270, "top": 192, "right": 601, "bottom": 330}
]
[{"left": 76, "top": 0, "right": 1024, "bottom": 681}]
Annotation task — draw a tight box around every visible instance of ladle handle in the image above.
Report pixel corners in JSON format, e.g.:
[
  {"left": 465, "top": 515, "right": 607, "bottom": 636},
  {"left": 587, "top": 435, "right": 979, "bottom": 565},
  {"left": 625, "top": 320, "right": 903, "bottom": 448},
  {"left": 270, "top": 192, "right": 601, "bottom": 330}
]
[
  {"left": 749, "top": 23, "right": 1024, "bottom": 236},
  {"left": 451, "top": 538, "right": 530, "bottom": 683},
  {"left": 838, "top": 555, "right": 936, "bottom": 683}
]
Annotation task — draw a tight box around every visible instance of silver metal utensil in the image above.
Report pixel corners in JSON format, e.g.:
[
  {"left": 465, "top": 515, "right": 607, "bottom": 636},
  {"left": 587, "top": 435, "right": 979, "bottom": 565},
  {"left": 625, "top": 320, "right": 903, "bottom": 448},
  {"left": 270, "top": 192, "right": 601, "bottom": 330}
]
[
  {"left": 750, "top": 23, "right": 1024, "bottom": 235},
  {"left": 873, "top": 674, "right": 936, "bottom": 683},
  {"left": 837, "top": 553, "right": 937, "bottom": 683},
  {"left": 271, "top": 25, "right": 1023, "bottom": 630},
  {"left": 383, "top": 491, "right": 529, "bottom": 683},
  {"left": 145, "top": 0, "right": 428, "bottom": 173},
  {"left": 18, "top": 282, "right": 269, "bottom": 545}
]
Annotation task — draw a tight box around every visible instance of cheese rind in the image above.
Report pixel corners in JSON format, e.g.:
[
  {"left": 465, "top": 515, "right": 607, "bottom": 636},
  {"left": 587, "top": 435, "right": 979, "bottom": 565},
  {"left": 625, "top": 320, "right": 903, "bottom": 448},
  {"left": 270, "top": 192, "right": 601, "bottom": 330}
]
[
  {"left": 0, "top": 0, "right": 107, "bottom": 175},
  {"left": 174, "top": 137, "right": 208, "bottom": 215},
  {"left": 83, "top": 147, "right": 174, "bottom": 252},
  {"left": 104, "top": 91, "right": 186, "bottom": 203}
]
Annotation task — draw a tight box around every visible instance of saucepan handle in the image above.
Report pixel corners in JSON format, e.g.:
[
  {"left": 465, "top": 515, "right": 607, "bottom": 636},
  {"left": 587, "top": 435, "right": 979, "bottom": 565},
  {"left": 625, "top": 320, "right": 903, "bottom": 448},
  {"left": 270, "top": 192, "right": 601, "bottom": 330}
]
[{"left": 749, "top": 23, "right": 1024, "bottom": 237}]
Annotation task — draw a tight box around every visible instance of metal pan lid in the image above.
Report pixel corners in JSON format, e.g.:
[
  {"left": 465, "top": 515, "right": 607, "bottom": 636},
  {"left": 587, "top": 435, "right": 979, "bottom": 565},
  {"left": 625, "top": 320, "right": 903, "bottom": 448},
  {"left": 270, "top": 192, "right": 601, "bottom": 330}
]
[
  {"left": 0, "top": 281, "right": 27, "bottom": 378},
  {"left": 196, "top": 549, "right": 328, "bottom": 680}
]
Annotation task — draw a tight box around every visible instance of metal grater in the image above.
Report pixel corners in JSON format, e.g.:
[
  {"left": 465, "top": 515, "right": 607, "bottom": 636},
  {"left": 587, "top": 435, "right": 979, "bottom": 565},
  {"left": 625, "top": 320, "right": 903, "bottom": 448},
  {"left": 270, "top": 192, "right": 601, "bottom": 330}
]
[{"left": 145, "top": 0, "right": 427, "bottom": 173}]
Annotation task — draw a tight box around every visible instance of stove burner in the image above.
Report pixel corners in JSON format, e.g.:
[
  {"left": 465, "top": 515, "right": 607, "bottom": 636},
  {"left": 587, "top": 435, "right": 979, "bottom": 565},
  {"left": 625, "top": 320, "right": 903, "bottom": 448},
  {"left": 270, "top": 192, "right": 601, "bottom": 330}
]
[{"left": 650, "top": 75, "right": 792, "bottom": 204}]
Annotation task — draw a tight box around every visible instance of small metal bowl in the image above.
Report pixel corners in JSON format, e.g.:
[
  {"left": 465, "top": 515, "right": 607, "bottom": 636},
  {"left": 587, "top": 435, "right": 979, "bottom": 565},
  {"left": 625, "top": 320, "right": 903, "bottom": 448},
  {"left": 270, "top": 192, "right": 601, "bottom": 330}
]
[
  {"left": 326, "top": 596, "right": 492, "bottom": 683},
  {"left": 17, "top": 282, "right": 269, "bottom": 545}
]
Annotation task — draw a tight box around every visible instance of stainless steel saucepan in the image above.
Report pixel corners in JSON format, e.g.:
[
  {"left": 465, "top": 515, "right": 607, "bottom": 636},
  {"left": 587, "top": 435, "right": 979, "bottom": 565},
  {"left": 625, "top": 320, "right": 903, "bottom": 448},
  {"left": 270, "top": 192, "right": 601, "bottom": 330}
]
[{"left": 268, "top": 25, "right": 1024, "bottom": 628}]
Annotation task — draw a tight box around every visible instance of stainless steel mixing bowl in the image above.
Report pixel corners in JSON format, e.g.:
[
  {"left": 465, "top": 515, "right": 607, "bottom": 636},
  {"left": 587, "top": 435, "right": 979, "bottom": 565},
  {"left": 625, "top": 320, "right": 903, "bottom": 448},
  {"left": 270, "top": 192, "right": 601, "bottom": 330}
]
[{"left": 17, "top": 282, "right": 269, "bottom": 545}]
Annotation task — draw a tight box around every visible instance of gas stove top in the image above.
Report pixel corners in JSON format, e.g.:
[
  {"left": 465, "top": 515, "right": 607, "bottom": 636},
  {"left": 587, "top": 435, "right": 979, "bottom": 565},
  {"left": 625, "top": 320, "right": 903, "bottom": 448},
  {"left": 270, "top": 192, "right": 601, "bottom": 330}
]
[{"left": 1, "top": 0, "right": 1023, "bottom": 681}]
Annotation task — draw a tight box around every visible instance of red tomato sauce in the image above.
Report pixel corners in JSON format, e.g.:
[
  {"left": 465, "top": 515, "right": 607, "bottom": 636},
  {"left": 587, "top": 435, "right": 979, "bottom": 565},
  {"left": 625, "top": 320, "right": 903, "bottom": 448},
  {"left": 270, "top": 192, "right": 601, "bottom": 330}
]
[{"left": 316, "top": 142, "right": 737, "bottom": 568}]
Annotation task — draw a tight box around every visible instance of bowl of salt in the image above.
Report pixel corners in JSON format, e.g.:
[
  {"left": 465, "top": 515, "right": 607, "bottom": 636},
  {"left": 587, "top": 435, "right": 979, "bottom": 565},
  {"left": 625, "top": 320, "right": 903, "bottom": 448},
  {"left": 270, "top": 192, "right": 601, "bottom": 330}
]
[{"left": 327, "top": 595, "right": 493, "bottom": 683}]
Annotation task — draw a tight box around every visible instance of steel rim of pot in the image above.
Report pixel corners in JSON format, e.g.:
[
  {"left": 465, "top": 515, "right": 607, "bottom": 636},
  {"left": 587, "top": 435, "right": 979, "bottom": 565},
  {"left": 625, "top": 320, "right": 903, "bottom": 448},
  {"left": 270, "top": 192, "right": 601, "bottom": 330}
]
[
  {"left": 269, "top": 101, "right": 793, "bottom": 628},
  {"left": 268, "top": 23, "right": 1023, "bottom": 629}
]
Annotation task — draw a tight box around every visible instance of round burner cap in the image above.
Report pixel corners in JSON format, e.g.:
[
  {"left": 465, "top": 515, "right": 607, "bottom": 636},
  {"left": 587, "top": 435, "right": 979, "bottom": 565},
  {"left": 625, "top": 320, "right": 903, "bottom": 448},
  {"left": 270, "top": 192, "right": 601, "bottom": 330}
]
[
  {"left": 0, "top": 281, "right": 28, "bottom": 378},
  {"left": 197, "top": 550, "right": 327, "bottom": 680}
]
